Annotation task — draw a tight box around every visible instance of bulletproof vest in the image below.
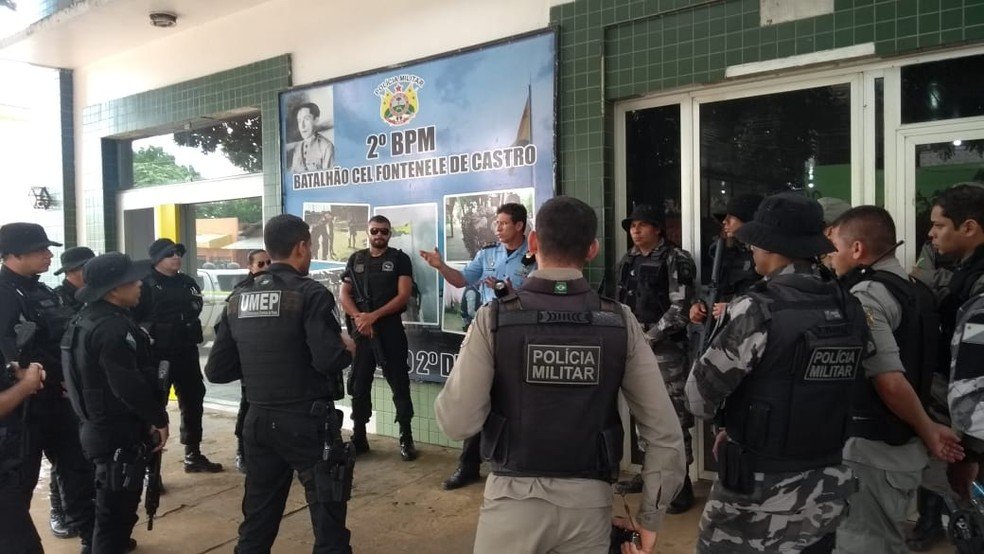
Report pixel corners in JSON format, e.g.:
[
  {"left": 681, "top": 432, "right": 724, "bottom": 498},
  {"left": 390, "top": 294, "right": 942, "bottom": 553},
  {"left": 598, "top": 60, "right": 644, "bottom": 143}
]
[
  {"left": 350, "top": 248, "right": 407, "bottom": 316},
  {"left": 617, "top": 247, "right": 671, "bottom": 324},
  {"left": 940, "top": 248, "right": 984, "bottom": 364},
  {"left": 720, "top": 245, "right": 758, "bottom": 299},
  {"left": 483, "top": 276, "right": 628, "bottom": 482},
  {"left": 1, "top": 277, "right": 75, "bottom": 389},
  {"left": 143, "top": 272, "right": 204, "bottom": 349},
  {"left": 226, "top": 269, "right": 341, "bottom": 407},
  {"left": 54, "top": 281, "right": 84, "bottom": 314},
  {"left": 722, "top": 272, "right": 868, "bottom": 473},
  {"left": 844, "top": 270, "right": 937, "bottom": 445}
]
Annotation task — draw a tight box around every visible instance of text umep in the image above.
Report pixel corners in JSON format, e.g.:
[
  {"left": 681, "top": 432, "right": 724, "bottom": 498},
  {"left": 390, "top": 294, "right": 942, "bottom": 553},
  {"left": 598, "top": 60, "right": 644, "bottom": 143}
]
[
  {"left": 238, "top": 291, "right": 282, "bottom": 318},
  {"left": 526, "top": 344, "right": 601, "bottom": 385}
]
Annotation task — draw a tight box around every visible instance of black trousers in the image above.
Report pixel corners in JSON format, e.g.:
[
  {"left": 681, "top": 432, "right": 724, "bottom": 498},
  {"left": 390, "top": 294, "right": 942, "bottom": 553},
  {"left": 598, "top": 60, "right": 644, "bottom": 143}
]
[
  {"left": 160, "top": 345, "right": 205, "bottom": 446},
  {"left": 22, "top": 396, "right": 95, "bottom": 540},
  {"left": 0, "top": 449, "right": 43, "bottom": 553},
  {"left": 347, "top": 318, "right": 414, "bottom": 427},
  {"left": 91, "top": 460, "right": 142, "bottom": 553},
  {"left": 458, "top": 434, "right": 481, "bottom": 470},
  {"left": 235, "top": 385, "right": 249, "bottom": 449},
  {"left": 238, "top": 406, "right": 351, "bottom": 553}
]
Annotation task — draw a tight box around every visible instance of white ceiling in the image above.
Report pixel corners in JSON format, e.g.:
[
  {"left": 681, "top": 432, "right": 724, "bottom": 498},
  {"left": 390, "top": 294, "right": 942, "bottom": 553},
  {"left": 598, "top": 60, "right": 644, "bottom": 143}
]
[{"left": 0, "top": 0, "right": 273, "bottom": 69}]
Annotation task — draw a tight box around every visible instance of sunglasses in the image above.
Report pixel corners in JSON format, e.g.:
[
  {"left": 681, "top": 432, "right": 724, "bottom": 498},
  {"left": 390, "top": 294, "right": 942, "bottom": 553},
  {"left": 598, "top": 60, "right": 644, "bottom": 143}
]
[
  {"left": 369, "top": 228, "right": 391, "bottom": 236},
  {"left": 254, "top": 260, "right": 270, "bottom": 268}
]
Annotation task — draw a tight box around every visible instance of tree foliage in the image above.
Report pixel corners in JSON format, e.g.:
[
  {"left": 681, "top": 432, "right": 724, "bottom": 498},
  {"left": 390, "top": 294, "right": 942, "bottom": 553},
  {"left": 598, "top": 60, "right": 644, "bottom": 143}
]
[
  {"left": 194, "top": 198, "right": 262, "bottom": 225},
  {"left": 173, "top": 115, "right": 262, "bottom": 173},
  {"left": 133, "top": 145, "right": 201, "bottom": 187}
]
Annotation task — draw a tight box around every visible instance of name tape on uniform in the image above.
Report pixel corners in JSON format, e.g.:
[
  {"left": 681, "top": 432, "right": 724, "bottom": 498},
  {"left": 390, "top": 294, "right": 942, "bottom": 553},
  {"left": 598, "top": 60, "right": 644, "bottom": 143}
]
[
  {"left": 525, "top": 344, "right": 601, "bottom": 385},
  {"left": 803, "top": 346, "right": 862, "bottom": 381},
  {"left": 238, "top": 291, "right": 282, "bottom": 318}
]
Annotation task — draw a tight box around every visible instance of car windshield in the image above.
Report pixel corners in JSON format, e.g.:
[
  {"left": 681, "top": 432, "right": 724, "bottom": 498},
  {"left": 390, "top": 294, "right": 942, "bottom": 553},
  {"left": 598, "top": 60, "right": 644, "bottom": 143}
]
[{"left": 216, "top": 274, "right": 243, "bottom": 292}]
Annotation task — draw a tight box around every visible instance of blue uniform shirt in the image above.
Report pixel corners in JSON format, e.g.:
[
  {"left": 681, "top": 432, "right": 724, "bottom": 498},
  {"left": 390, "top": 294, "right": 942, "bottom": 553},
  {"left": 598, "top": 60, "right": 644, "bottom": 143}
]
[{"left": 461, "top": 240, "right": 536, "bottom": 305}]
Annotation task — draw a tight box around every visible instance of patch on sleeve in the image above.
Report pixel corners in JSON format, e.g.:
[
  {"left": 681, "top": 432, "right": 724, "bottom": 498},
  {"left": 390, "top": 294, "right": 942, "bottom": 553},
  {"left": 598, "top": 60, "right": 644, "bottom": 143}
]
[{"left": 124, "top": 332, "right": 137, "bottom": 351}]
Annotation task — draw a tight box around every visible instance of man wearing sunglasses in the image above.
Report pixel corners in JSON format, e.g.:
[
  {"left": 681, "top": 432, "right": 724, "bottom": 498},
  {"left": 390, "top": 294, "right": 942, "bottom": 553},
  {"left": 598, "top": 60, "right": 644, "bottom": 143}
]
[
  {"left": 340, "top": 216, "right": 418, "bottom": 462},
  {"left": 133, "top": 238, "right": 223, "bottom": 474}
]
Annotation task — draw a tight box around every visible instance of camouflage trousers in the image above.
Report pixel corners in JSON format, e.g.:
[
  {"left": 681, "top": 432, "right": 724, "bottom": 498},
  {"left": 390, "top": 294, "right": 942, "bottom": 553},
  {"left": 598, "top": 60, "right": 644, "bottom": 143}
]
[
  {"left": 697, "top": 465, "right": 856, "bottom": 553},
  {"left": 652, "top": 340, "right": 693, "bottom": 465}
]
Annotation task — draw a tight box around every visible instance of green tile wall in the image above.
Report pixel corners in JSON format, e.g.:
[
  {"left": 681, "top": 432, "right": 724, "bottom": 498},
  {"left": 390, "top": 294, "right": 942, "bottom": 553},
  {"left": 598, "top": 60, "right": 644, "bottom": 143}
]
[
  {"left": 80, "top": 55, "right": 290, "bottom": 252},
  {"left": 335, "top": 380, "right": 457, "bottom": 446},
  {"left": 550, "top": 0, "right": 984, "bottom": 279}
]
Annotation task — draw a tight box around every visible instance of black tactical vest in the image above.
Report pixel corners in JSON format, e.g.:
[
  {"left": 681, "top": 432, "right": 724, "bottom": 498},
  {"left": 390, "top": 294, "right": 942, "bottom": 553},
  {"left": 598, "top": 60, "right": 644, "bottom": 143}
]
[
  {"left": 142, "top": 272, "right": 204, "bottom": 350},
  {"left": 617, "top": 247, "right": 670, "bottom": 325},
  {"left": 482, "top": 276, "right": 628, "bottom": 482},
  {"left": 54, "top": 280, "right": 84, "bottom": 314},
  {"left": 723, "top": 272, "right": 869, "bottom": 473},
  {"left": 226, "top": 269, "right": 340, "bottom": 407},
  {"left": 2, "top": 276, "right": 76, "bottom": 388},
  {"left": 845, "top": 270, "right": 936, "bottom": 445},
  {"left": 720, "top": 244, "right": 758, "bottom": 300}
]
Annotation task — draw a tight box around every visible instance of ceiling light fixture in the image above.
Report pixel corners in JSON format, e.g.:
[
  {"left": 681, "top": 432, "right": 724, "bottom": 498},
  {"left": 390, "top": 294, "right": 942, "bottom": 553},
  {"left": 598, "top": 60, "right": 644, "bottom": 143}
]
[{"left": 149, "top": 11, "right": 177, "bottom": 28}]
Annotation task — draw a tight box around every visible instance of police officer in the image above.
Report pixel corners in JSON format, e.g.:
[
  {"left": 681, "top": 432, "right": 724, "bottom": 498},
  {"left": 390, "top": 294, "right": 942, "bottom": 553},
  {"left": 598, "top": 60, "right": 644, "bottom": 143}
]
[
  {"left": 231, "top": 249, "right": 271, "bottom": 474},
  {"left": 132, "top": 238, "right": 222, "bottom": 473},
  {"left": 826, "top": 206, "right": 964, "bottom": 553},
  {"left": 420, "top": 202, "right": 536, "bottom": 490},
  {"left": 63, "top": 253, "right": 170, "bottom": 553},
  {"left": 614, "top": 204, "right": 697, "bottom": 513},
  {"left": 0, "top": 222, "right": 95, "bottom": 551},
  {"left": 47, "top": 245, "right": 96, "bottom": 538},
  {"left": 909, "top": 183, "right": 984, "bottom": 551},
  {"left": 205, "top": 214, "right": 355, "bottom": 552},
  {"left": 690, "top": 194, "right": 762, "bottom": 327},
  {"left": 0, "top": 359, "right": 46, "bottom": 552},
  {"left": 435, "top": 196, "right": 685, "bottom": 553},
  {"left": 340, "top": 215, "right": 418, "bottom": 461},
  {"left": 685, "top": 193, "right": 873, "bottom": 552}
]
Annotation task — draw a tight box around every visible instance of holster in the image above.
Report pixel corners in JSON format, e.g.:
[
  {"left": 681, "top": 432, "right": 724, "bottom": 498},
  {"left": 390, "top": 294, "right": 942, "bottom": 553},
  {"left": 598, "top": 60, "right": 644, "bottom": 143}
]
[
  {"left": 97, "top": 447, "right": 147, "bottom": 493},
  {"left": 718, "top": 440, "right": 754, "bottom": 495},
  {"left": 313, "top": 443, "right": 355, "bottom": 503}
]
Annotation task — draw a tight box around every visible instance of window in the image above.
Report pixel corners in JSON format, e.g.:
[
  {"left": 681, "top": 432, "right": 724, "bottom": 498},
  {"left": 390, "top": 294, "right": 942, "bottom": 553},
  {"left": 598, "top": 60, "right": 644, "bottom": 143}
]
[{"left": 902, "top": 54, "right": 984, "bottom": 124}]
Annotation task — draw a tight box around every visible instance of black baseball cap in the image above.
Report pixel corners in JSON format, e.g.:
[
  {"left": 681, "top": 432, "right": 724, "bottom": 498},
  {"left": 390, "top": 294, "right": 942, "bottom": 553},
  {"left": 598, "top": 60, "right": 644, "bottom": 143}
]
[
  {"left": 0, "top": 223, "right": 62, "bottom": 256},
  {"left": 148, "top": 238, "right": 186, "bottom": 265}
]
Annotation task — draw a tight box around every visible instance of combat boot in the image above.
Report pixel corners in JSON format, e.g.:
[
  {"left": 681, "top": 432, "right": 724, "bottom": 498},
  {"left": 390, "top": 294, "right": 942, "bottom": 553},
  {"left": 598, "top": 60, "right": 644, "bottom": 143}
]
[
  {"left": 907, "top": 488, "right": 946, "bottom": 552},
  {"left": 399, "top": 424, "right": 418, "bottom": 461},
  {"left": 184, "top": 446, "right": 224, "bottom": 473},
  {"left": 666, "top": 476, "right": 695, "bottom": 514},
  {"left": 351, "top": 424, "right": 370, "bottom": 455},
  {"left": 49, "top": 484, "right": 77, "bottom": 538},
  {"left": 442, "top": 465, "right": 480, "bottom": 490}
]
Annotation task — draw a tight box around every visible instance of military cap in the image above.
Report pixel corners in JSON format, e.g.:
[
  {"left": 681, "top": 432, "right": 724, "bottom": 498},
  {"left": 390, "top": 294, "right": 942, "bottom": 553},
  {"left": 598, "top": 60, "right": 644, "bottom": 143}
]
[
  {"left": 148, "top": 238, "right": 186, "bottom": 265},
  {"left": 54, "top": 246, "right": 96, "bottom": 275},
  {"left": 621, "top": 204, "right": 664, "bottom": 231},
  {"left": 735, "top": 192, "right": 835, "bottom": 259},
  {"left": 0, "top": 222, "right": 62, "bottom": 256},
  {"left": 77, "top": 253, "right": 152, "bottom": 303}
]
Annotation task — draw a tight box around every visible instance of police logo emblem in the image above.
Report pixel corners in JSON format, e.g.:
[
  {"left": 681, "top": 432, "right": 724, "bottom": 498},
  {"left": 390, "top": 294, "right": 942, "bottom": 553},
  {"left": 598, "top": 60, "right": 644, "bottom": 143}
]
[
  {"left": 124, "top": 332, "right": 137, "bottom": 351},
  {"left": 375, "top": 74, "right": 425, "bottom": 127},
  {"left": 526, "top": 344, "right": 601, "bottom": 385},
  {"left": 553, "top": 282, "right": 568, "bottom": 294},
  {"left": 354, "top": 264, "right": 365, "bottom": 273},
  {"left": 238, "top": 291, "right": 282, "bottom": 318},
  {"left": 382, "top": 261, "right": 395, "bottom": 272},
  {"left": 803, "top": 346, "right": 862, "bottom": 381}
]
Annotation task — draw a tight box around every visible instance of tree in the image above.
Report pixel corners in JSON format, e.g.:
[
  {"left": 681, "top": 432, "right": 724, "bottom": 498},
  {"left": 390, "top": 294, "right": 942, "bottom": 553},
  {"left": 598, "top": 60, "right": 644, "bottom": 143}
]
[
  {"left": 173, "top": 114, "right": 262, "bottom": 173},
  {"left": 194, "top": 198, "right": 262, "bottom": 225},
  {"left": 133, "top": 146, "right": 201, "bottom": 186}
]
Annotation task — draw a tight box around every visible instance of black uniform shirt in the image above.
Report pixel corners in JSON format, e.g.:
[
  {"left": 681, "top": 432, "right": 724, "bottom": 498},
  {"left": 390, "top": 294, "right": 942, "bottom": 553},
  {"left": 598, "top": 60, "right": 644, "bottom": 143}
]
[
  {"left": 77, "top": 301, "right": 168, "bottom": 429},
  {"left": 131, "top": 269, "right": 203, "bottom": 324},
  {"left": 0, "top": 265, "right": 68, "bottom": 380},
  {"left": 205, "top": 263, "right": 352, "bottom": 392},
  {"left": 54, "top": 279, "right": 84, "bottom": 313},
  {"left": 343, "top": 248, "right": 413, "bottom": 323}
]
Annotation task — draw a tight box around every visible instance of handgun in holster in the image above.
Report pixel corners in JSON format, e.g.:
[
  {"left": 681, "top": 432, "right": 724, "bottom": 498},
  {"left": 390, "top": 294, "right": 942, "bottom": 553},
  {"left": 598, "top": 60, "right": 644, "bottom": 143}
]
[
  {"left": 718, "top": 439, "right": 754, "bottom": 495},
  {"left": 310, "top": 401, "right": 355, "bottom": 503}
]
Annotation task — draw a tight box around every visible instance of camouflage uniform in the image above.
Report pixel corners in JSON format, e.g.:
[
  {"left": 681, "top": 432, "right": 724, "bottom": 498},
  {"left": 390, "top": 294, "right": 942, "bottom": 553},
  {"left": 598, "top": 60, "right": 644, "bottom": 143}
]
[
  {"left": 686, "top": 264, "right": 862, "bottom": 552},
  {"left": 616, "top": 241, "right": 697, "bottom": 464},
  {"left": 947, "top": 279, "right": 984, "bottom": 458}
]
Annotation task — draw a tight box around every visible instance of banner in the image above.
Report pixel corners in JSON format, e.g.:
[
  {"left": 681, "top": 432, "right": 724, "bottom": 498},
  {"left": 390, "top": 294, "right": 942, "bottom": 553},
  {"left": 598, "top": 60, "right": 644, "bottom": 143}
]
[{"left": 280, "top": 30, "right": 556, "bottom": 382}]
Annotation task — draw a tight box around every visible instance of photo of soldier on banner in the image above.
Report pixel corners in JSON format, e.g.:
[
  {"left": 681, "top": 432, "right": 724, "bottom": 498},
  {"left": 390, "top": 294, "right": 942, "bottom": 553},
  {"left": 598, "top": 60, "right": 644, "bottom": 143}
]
[
  {"left": 373, "top": 203, "right": 440, "bottom": 326},
  {"left": 285, "top": 88, "right": 335, "bottom": 174},
  {"left": 441, "top": 263, "right": 480, "bottom": 335},
  {"left": 302, "top": 202, "right": 369, "bottom": 262},
  {"left": 443, "top": 187, "right": 535, "bottom": 262}
]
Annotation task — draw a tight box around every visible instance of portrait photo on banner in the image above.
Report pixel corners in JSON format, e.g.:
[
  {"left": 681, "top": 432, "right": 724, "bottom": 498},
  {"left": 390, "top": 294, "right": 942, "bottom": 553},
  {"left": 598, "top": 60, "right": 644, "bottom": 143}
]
[
  {"left": 285, "top": 88, "right": 336, "bottom": 174},
  {"left": 373, "top": 203, "right": 440, "bottom": 326}
]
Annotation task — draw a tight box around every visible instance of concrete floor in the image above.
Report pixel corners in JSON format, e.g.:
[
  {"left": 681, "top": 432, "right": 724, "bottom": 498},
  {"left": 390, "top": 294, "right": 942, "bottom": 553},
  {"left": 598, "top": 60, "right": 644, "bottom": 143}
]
[{"left": 32, "top": 405, "right": 957, "bottom": 553}]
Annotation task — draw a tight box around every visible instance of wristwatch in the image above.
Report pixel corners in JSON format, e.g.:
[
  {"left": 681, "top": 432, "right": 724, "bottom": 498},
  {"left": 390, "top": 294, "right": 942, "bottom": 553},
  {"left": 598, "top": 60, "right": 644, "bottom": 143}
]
[{"left": 0, "top": 362, "right": 17, "bottom": 389}]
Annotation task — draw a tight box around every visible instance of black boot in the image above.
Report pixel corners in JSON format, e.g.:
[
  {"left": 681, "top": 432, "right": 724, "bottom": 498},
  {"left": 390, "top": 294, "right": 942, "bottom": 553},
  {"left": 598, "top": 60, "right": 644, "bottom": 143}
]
[
  {"left": 907, "top": 488, "right": 945, "bottom": 552},
  {"left": 399, "top": 424, "right": 418, "bottom": 462},
  {"left": 184, "top": 445, "right": 224, "bottom": 473},
  {"left": 49, "top": 479, "right": 77, "bottom": 539},
  {"left": 352, "top": 424, "right": 370, "bottom": 455},
  {"left": 442, "top": 466, "right": 481, "bottom": 490},
  {"left": 667, "top": 476, "right": 695, "bottom": 514},
  {"left": 235, "top": 440, "right": 246, "bottom": 474}
]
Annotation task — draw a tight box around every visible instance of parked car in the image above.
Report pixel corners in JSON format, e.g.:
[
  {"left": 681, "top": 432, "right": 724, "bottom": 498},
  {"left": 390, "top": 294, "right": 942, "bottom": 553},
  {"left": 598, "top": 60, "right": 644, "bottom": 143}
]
[{"left": 195, "top": 268, "right": 248, "bottom": 342}]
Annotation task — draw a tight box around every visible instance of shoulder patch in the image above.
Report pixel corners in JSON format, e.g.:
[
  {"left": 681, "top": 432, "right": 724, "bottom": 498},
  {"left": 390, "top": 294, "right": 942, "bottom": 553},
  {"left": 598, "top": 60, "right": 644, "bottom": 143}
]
[
  {"left": 480, "top": 242, "right": 498, "bottom": 250},
  {"left": 124, "top": 332, "right": 137, "bottom": 351}
]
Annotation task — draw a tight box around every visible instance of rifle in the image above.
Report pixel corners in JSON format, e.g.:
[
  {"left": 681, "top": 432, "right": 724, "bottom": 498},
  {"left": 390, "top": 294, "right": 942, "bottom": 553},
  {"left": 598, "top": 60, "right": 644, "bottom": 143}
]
[
  {"left": 346, "top": 269, "right": 387, "bottom": 367},
  {"left": 13, "top": 320, "right": 38, "bottom": 458},
  {"left": 145, "top": 360, "right": 169, "bottom": 530},
  {"left": 698, "top": 237, "right": 726, "bottom": 352}
]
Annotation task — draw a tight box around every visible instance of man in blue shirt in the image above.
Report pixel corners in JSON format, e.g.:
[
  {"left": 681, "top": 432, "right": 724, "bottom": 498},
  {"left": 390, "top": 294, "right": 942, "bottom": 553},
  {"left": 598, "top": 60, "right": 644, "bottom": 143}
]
[{"left": 420, "top": 202, "right": 536, "bottom": 489}]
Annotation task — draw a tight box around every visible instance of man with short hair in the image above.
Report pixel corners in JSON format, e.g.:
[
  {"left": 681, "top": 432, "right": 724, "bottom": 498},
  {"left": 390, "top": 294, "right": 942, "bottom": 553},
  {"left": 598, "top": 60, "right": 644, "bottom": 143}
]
[
  {"left": 436, "top": 195, "right": 685, "bottom": 554},
  {"left": 290, "top": 102, "right": 335, "bottom": 172},
  {"left": 420, "top": 202, "right": 537, "bottom": 489},
  {"left": 64, "top": 252, "right": 171, "bottom": 553},
  {"left": 340, "top": 215, "right": 418, "bottom": 461},
  {"left": 686, "top": 193, "right": 873, "bottom": 552},
  {"left": 133, "top": 238, "right": 222, "bottom": 473},
  {"left": 206, "top": 214, "right": 355, "bottom": 552},
  {"left": 827, "top": 206, "right": 964, "bottom": 553},
  {"left": 0, "top": 222, "right": 95, "bottom": 551}
]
